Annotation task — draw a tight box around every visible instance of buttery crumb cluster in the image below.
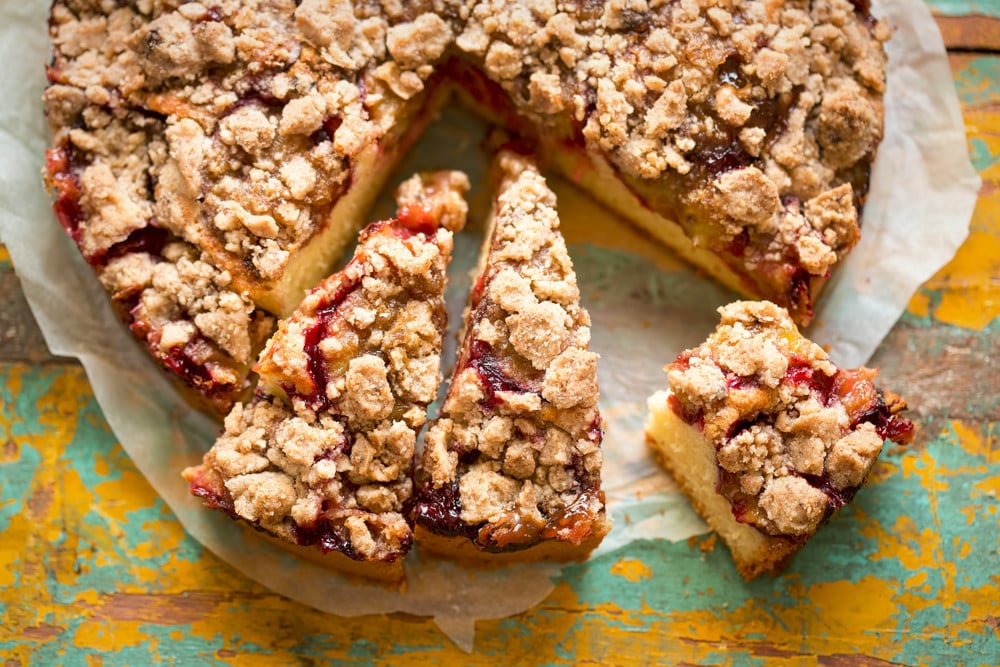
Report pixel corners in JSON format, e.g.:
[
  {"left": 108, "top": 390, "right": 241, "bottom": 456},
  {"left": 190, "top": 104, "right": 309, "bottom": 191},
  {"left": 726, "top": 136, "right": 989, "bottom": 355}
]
[
  {"left": 667, "top": 301, "right": 889, "bottom": 537},
  {"left": 413, "top": 153, "right": 606, "bottom": 551},
  {"left": 99, "top": 239, "right": 271, "bottom": 410},
  {"left": 185, "top": 172, "right": 468, "bottom": 562}
]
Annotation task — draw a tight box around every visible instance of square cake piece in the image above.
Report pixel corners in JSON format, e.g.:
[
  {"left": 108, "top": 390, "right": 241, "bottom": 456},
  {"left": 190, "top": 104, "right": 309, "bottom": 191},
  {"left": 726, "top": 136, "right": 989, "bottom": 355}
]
[
  {"left": 183, "top": 171, "right": 469, "bottom": 583},
  {"left": 409, "top": 151, "right": 609, "bottom": 563},
  {"left": 645, "top": 301, "right": 914, "bottom": 580}
]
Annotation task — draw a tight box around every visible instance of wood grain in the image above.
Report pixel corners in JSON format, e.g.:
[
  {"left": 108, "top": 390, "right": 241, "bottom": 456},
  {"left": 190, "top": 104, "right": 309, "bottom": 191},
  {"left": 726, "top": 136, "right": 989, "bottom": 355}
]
[
  {"left": 872, "top": 318, "right": 1000, "bottom": 424},
  {"left": 0, "top": 267, "right": 63, "bottom": 365},
  {"left": 936, "top": 15, "right": 1000, "bottom": 51}
]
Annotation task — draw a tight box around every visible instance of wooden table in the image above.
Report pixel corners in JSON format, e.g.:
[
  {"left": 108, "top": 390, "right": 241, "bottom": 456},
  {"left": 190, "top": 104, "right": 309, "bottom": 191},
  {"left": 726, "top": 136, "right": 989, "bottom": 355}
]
[{"left": 2, "top": 3, "right": 998, "bottom": 665}]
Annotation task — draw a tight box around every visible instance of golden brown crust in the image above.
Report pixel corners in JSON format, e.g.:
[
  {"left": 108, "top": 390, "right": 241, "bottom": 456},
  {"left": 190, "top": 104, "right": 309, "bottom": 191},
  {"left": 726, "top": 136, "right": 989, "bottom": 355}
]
[
  {"left": 410, "top": 151, "right": 607, "bottom": 562},
  {"left": 413, "top": 521, "right": 608, "bottom": 567}
]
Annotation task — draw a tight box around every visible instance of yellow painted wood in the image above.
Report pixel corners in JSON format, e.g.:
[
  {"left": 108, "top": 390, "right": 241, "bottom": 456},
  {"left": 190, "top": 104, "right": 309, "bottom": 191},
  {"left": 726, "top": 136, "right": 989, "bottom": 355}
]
[{"left": 2, "top": 34, "right": 999, "bottom": 667}]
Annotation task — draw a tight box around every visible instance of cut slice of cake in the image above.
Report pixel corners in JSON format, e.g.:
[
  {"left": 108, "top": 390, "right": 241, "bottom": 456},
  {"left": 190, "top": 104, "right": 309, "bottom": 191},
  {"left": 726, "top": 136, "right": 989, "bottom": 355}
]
[
  {"left": 645, "top": 301, "right": 915, "bottom": 580},
  {"left": 183, "top": 171, "right": 469, "bottom": 583},
  {"left": 410, "top": 151, "right": 608, "bottom": 563}
]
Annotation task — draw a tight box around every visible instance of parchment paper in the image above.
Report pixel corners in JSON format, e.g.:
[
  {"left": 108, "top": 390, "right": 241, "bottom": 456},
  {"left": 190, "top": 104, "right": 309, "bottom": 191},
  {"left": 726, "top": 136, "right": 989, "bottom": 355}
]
[{"left": 0, "top": 0, "right": 979, "bottom": 652}]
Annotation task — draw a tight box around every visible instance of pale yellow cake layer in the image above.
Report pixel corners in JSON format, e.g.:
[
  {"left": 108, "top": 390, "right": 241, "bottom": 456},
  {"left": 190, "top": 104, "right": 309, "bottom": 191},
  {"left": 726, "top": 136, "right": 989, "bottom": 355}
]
[
  {"left": 645, "top": 390, "right": 801, "bottom": 580},
  {"left": 546, "top": 147, "right": 759, "bottom": 299},
  {"left": 258, "top": 143, "right": 388, "bottom": 316}
]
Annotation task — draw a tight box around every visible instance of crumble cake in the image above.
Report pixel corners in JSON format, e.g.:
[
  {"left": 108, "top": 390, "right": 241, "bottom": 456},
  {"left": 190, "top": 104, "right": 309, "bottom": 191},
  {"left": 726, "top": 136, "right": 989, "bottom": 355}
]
[
  {"left": 645, "top": 301, "right": 915, "bottom": 580},
  {"left": 44, "top": 0, "right": 889, "bottom": 409},
  {"left": 410, "top": 151, "right": 608, "bottom": 563},
  {"left": 183, "top": 171, "right": 469, "bottom": 582}
]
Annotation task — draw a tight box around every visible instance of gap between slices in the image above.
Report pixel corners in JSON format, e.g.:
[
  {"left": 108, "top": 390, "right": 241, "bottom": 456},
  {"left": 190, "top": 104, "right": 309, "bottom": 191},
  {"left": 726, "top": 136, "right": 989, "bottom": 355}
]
[
  {"left": 645, "top": 301, "right": 915, "bottom": 580},
  {"left": 183, "top": 171, "right": 470, "bottom": 584},
  {"left": 410, "top": 150, "right": 609, "bottom": 563}
]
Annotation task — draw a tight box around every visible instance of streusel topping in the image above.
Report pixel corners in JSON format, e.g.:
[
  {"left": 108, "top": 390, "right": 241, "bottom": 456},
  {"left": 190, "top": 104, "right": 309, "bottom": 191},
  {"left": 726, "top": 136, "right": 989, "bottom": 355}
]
[
  {"left": 456, "top": 0, "right": 886, "bottom": 293},
  {"left": 666, "top": 301, "right": 912, "bottom": 537},
  {"left": 412, "top": 152, "right": 605, "bottom": 551},
  {"left": 44, "top": 0, "right": 889, "bottom": 415},
  {"left": 48, "top": 0, "right": 886, "bottom": 299},
  {"left": 47, "top": 0, "right": 426, "bottom": 286},
  {"left": 101, "top": 242, "right": 259, "bottom": 364},
  {"left": 187, "top": 172, "right": 468, "bottom": 560}
]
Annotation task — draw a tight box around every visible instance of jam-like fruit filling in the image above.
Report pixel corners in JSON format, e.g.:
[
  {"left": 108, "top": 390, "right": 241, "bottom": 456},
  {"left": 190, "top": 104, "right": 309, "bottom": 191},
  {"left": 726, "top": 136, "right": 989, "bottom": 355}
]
[
  {"left": 188, "top": 471, "right": 237, "bottom": 516},
  {"left": 586, "top": 414, "right": 603, "bottom": 443},
  {"left": 784, "top": 356, "right": 838, "bottom": 406},
  {"left": 849, "top": 0, "right": 877, "bottom": 27},
  {"left": 45, "top": 144, "right": 85, "bottom": 244},
  {"left": 695, "top": 139, "right": 752, "bottom": 178},
  {"left": 127, "top": 299, "right": 248, "bottom": 400},
  {"left": 395, "top": 203, "right": 437, "bottom": 236},
  {"left": 301, "top": 271, "right": 359, "bottom": 408},
  {"left": 310, "top": 115, "right": 343, "bottom": 145},
  {"left": 202, "top": 5, "right": 224, "bottom": 22},
  {"left": 292, "top": 513, "right": 410, "bottom": 562},
  {"left": 467, "top": 339, "right": 530, "bottom": 409},
  {"left": 857, "top": 392, "right": 915, "bottom": 444},
  {"left": 412, "top": 478, "right": 603, "bottom": 552},
  {"left": 476, "top": 481, "right": 603, "bottom": 552},
  {"left": 365, "top": 211, "right": 438, "bottom": 241},
  {"left": 292, "top": 517, "right": 363, "bottom": 560},
  {"left": 476, "top": 514, "right": 544, "bottom": 550},
  {"left": 189, "top": 468, "right": 407, "bottom": 562},
  {"left": 161, "top": 343, "right": 216, "bottom": 388},
  {"left": 89, "top": 224, "right": 170, "bottom": 267},
  {"left": 410, "top": 480, "right": 479, "bottom": 541},
  {"left": 537, "top": 486, "right": 604, "bottom": 543}
]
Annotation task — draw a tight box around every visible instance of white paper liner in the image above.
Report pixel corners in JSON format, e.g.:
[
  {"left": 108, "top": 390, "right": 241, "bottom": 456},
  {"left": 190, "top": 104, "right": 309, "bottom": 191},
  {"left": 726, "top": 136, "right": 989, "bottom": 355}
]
[{"left": 0, "top": 0, "right": 979, "bottom": 651}]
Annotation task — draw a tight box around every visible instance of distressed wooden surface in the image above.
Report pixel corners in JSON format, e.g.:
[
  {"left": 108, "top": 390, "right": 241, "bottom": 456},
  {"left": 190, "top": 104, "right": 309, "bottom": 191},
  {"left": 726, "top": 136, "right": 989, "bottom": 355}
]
[{"left": 2, "top": 8, "right": 999, "bottom": 667}]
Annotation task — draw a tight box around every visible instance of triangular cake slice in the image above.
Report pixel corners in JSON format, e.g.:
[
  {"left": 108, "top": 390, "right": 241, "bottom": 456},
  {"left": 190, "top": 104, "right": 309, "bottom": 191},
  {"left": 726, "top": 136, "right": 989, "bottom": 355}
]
[
  {"left": 645, "top": 301, "right": 915, "bottom": 580},
  {"left": 410, "top": 151, "right": 609, "bottom": 562},
  {"left": 183, "top": 171, "right": 469, "bottom": 583}
]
